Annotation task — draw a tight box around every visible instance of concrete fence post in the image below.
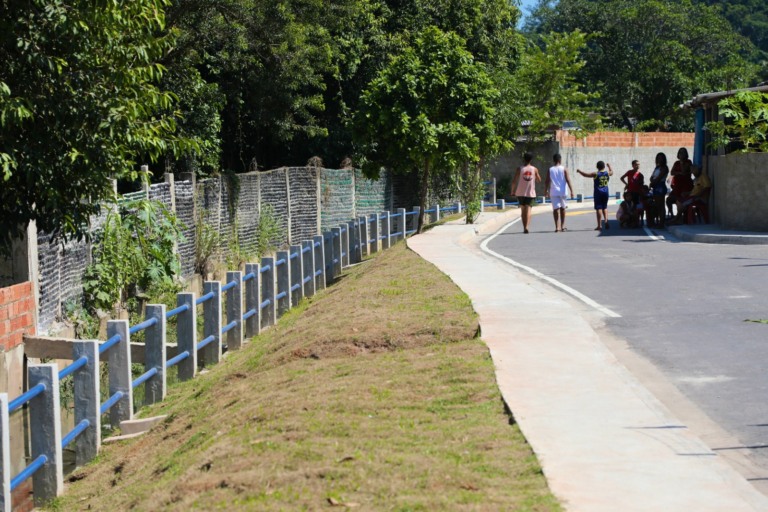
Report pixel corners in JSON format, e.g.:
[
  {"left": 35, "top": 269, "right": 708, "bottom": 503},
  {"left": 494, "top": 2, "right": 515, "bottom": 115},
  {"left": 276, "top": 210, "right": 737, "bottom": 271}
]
[
  {"left": 492, "top": 177, "right": 497, "bottom": 204},
  {"left": 369, "top": 214, "right": 379, "bottom": 254},
  {"left": 455, "top": 202, "right": 463, "bottom": 214},
  {"left": 107, "top": 320, "right": 133, "bottom": 428},
  {"left": 411, "top": 206, "right": 421, "bottom": 233},
  {"left": 73, "top": 340, "right": 100, "bottom": 466},
  {"left": 340, "top": 225, "right": 350, "bottom": 268},
  {"left": 331, "top": 227, "right": 343, "bottom": 278},
  {"left": 289, "top": 246, "right": 303, "bottom": 307},
  {"left": 176, "top": 293, "right": 197, "bottom": 381},
  {"left": 323, "top": 231, "right": 335, "bottom": 283},
  {"left": 358, "top": 216, "right": 369, "bottom": 257},
  {"left": 276, "top": 251, "right": 291, "bottom": 317},
  {"left": 201, "top": 281, "right": 222, "bottom": 367},
  {"left": 145, "top": 304, "right": 166, "bottom": 405},
  {"left": 225, "top": 271, "right": 243, "bottom": 350},
  {"left": 381, "top": 211, "right": 391, "bottom": 249},
  {"left": 302, "top": 241, "right": 315, "bottom": 297},
  {"left": 577, "top": 193, "right": 583, "bottom": 203},
  {"left": 29, "top": 364, "right": 63, "bottom": 505},
  {"left": 349, "top": 221, "right": 362, "bottom": 264},
  {"left": 313, "top": 235, "right": 326, "bottom": 291},
  {"left": 432, "top": 204, "right": 441, "bottom": 224},
  {"left": 244, "top": 264, "right": 261, "bottom": 338},
  {"left": 0, "top": 394, "right": 9, "bottom": 512},
  {"left": 498, "top": 199, "right": 505, "bottom": 210},
  {"left": 260, "top": 257, "right": 276, "bottom": 329},
  {"left": 396, "top": 208, "right": 406, "bottom": 242}
]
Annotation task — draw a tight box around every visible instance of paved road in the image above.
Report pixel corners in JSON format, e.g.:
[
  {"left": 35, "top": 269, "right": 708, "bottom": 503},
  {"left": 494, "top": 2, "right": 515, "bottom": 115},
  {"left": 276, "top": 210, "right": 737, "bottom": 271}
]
[{"left": 487, "top": 204, "right": 768, "bottom": 478}]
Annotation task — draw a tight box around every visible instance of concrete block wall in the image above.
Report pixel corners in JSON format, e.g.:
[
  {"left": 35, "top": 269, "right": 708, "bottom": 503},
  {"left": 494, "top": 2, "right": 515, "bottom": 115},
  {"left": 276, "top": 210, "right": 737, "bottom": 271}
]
[
  {"left": 711, "top": 153, "right": 768, "bottom": 231},
  {"left": 235, "top": 174, "right": 261, "bottom": 255}
]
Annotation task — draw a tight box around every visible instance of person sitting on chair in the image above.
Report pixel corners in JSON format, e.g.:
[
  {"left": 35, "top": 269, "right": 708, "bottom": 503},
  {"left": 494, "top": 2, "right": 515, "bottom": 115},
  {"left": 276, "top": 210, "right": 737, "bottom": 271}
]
[{"left": 671, "top": 165, "right": 711, "bottom": 224}]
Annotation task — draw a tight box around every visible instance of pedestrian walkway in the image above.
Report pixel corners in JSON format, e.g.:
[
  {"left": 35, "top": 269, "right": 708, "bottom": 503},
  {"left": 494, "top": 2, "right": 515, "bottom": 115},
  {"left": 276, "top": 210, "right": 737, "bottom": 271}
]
[{"left": 408, "top": 208, "right": 768, "bottom": 512}]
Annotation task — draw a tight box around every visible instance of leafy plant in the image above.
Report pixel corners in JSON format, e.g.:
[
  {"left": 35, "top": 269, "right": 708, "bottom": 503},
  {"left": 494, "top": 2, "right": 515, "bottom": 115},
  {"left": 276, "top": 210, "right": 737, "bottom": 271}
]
[
  {"left": 256, "top": 204, "right": 283, "bottom": 258},
  {"left": 194, "top": 208, "right": 220, "bottom": 277},
  {"left": 84, "top": 198, "right": 185, "bottom": 313},
  {"left": 706, "top": 91, "right": 768, "bottom": 153}
]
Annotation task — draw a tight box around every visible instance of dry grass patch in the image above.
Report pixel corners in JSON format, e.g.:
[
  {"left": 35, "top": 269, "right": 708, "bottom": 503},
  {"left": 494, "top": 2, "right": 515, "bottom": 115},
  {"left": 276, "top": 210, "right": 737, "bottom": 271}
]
[{"left": 48, "top": 243, "right": 560, "bottom": 511}]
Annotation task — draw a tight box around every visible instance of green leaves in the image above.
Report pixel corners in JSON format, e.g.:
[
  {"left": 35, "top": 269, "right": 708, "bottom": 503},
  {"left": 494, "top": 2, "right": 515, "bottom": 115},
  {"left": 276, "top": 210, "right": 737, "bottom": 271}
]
[
  {"left": 0, "top": 0, "right": 193, "bottom": 252},
  {"left": 706, "top": 91, "right": 768, "bottom": 152},
  {"left": 84, "top": 199, "right": 184, "bottom": 312}
]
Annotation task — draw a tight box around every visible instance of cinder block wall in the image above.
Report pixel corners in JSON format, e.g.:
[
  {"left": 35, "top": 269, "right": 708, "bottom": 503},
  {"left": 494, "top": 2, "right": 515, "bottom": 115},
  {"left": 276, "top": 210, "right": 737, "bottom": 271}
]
[{"left": 711, "top": 153, "right": 768, "bottom": 231}]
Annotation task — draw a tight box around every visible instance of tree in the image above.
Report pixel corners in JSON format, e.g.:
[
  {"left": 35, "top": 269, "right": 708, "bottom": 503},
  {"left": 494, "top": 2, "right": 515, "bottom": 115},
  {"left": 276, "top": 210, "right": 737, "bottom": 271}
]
[
  {"left": 353, "top": 27, "right": 507, "bottom": 230},
  {"left": 526, "top": 0, "right": 759, "bottom": 129},
  {"left": 514, "top": 30, "right": 600, "bottom": 141},
  {"left": 0, "top": 0, "right": 195, "bottom": 252}
]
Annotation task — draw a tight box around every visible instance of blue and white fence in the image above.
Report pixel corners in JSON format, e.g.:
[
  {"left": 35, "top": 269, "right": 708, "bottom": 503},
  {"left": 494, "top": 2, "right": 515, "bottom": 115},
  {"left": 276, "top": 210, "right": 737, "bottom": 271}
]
[{"left": 0, "top": 204, "right": 459, "bottom": 510}]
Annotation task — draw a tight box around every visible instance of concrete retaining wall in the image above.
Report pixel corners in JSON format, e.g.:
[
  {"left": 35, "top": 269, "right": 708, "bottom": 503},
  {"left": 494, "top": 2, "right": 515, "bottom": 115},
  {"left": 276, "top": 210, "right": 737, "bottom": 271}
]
[{"left": 711, "top": 153, "right": 768, "bottom": 231}]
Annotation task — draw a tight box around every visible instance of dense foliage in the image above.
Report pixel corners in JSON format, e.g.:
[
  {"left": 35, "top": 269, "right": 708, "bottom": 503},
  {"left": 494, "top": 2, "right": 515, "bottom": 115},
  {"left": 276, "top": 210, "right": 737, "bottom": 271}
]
[
  {"left": 525, "top": 0, "right": 760, "bottom": 129},
  {"left": 0, "top": 0, "right": 196, "bottom": 251},
  {"left": 1, "top": 0, "right": 761, "bottom": 252}
]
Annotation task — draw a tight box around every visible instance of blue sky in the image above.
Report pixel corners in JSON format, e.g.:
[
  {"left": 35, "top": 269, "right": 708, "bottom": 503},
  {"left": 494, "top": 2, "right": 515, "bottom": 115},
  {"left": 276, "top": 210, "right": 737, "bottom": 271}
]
[{"left": 518, "top": 0, "right": 538, "bottom": 24}]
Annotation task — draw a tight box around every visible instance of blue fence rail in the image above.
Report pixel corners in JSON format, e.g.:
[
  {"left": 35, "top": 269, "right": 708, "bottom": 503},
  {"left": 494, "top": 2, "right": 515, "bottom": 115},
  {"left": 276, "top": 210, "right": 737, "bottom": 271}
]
[{"left": 0, "top": 203, "right": 462, "bottom": 509}]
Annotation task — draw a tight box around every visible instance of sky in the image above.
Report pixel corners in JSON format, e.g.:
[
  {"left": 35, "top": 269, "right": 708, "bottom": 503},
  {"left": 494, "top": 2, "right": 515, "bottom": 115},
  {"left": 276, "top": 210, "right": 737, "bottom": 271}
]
[{"left": 517, "top": 0, "right": 538, "bottom": 25}]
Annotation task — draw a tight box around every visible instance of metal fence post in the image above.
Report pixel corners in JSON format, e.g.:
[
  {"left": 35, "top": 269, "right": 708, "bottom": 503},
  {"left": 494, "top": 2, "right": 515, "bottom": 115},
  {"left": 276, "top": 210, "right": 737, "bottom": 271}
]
[
  {"left": 107, "top": 320, "right": 133, "bottom": 428},
  {"left": 145, "top": 304, "right": 166, "bottom": 405},
  {"left": 226, "top": 271, "right": 244, "bottom": 350},
  {"left": 29, "top": 364, "right": 63, "bottom": 505},
  {"left": 369, "top": 214, "right": 379, "bottom": 254},
  {"left": 261, "top": 257, "right": 276, "bottom": 329},
  {"left": 289, "top": 246, "right": 303, "bottom": 307},
  {"left": 176, "top": 292, "right": 197, "bottom": 381},
  {"left": 331, "top": 227, "right": 343, "bottom": 277},
  {"left": 73, "top": 340, "right": 100, "bottom": 466},
  {"left": 0, "top": 394, "right": 10, "bottom": 512},
  {"left": 202, "top": 281, "right": 222, "bottom": 366},
  {"left": 276, "top": 250, "right": 291, "bottom": 317},
  {"left": 302, "top": 240, "right": 315, "bottom": 297},
  {"left": 313, "top": 235, "right": 326, "bottom": 291},
  {"left": 382, "top": 211, "right": 391, "bottom": 249},
  {"left": 244, "top": 264, "right": 261, "bottom": 338}
]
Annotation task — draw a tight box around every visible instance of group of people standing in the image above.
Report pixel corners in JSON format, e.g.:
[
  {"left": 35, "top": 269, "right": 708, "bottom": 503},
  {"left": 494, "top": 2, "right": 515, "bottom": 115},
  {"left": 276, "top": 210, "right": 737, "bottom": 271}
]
[{"left": 510, "top": 148, "right": 711, "bottom": 233}]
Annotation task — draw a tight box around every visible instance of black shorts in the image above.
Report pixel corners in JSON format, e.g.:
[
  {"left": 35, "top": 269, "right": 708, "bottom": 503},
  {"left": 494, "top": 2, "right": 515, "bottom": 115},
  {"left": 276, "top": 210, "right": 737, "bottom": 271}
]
[{"left": 517, "top": 196, "right": 535, "bottom": 207}]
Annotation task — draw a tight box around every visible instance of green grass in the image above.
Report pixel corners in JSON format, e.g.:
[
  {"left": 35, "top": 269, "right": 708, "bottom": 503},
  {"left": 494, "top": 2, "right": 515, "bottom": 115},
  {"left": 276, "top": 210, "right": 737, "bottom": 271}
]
[{"left": 47, "top": 243, "right": 561, "bottom": 511}]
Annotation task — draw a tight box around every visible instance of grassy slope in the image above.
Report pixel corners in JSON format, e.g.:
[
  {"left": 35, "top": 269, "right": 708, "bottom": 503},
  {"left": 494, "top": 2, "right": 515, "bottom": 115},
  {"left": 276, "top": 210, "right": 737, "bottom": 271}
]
[{"left": 50, "top": 243, "right": 561, "bottom": 511}]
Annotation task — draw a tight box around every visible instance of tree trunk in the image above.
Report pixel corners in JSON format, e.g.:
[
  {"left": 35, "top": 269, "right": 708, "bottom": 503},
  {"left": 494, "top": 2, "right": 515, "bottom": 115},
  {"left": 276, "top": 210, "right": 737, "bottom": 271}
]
[{"left": 417, "top": 162, "right": 430, "bottom": 233}]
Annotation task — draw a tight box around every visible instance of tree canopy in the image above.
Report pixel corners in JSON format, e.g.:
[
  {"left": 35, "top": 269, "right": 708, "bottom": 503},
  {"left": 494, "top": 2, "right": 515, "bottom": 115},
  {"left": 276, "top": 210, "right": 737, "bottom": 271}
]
[
  {"left": 0, "top": 0, "right": 195, "bottom": 250},
  {"left": 525, "top": 0, "right": 760, "bottom": 129}
]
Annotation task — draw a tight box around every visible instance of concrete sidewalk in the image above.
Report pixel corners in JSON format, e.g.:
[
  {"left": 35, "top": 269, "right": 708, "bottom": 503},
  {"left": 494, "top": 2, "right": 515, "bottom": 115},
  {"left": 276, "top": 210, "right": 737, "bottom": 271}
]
[{"left": 407, "top": 209, "right": 768, "bottom": 512}]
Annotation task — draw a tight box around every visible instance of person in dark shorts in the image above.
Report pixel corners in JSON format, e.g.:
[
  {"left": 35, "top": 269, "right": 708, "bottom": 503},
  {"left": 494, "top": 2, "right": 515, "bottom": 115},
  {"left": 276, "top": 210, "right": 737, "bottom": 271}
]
[
  {"left": 510, "top": 152, "right": 541, "bottom": 234},
  {"left": 577, "top": 161, "right": 613, "bottom": 231}
]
